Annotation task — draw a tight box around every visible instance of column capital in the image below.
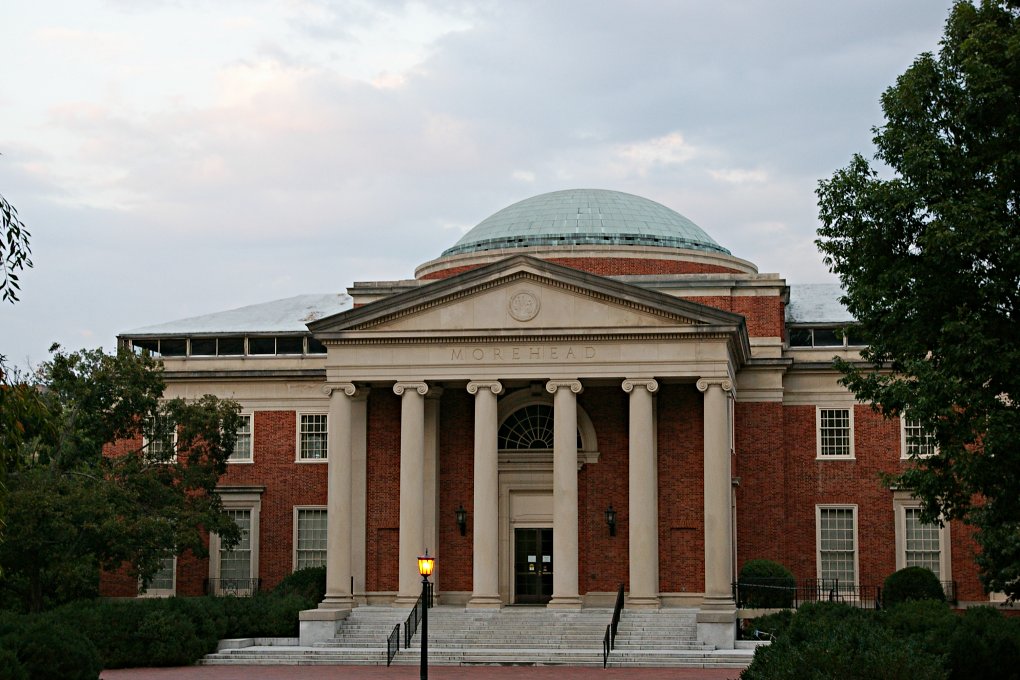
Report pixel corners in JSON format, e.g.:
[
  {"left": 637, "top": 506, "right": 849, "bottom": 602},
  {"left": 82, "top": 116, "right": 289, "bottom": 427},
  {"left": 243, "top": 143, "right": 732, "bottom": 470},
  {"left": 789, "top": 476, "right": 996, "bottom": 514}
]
[
  {"left": 467, "top": 380, "right": 504, "bottom": 396},
  {"left": 622, "top": 378, "right": 659, "bottom": 394},
  {"left": 393, "top": 382, "right": 429, "bottom": 396},
  {"left": 546, "top": 379, "right": 583, "bottom": 395},
  {"left": 696, "top": 377, "right": 734, "bottom": 394},
  {"left": 322, "top": 382, "right": 358, "bottom": 397}
]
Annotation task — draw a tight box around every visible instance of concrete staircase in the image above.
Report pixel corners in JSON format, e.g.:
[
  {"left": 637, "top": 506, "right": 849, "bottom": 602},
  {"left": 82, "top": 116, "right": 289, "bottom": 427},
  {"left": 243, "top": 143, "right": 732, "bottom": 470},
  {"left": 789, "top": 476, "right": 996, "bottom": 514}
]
[{"left": 200, "top": 605, "right": 755, "bottom": 668}]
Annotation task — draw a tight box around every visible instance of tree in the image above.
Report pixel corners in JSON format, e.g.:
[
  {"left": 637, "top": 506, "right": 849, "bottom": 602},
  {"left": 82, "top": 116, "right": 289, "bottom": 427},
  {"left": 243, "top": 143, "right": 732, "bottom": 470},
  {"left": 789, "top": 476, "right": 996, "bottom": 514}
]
[
  {"left": 0, "top": 347, "right": 241, "bottom": 612},
  {"left": 1, "top": 185, "right": 32, "bottom": 304},
  {"left": 816, "top": 1, "right": 1020, "bottom": 600}
]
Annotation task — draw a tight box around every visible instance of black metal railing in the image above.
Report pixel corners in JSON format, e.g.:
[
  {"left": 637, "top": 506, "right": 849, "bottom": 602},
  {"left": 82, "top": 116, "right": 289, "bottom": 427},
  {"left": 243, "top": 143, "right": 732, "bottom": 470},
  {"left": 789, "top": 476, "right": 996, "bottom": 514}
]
[
  {"left": 733, "top": 578, "right": 882, "bottom": 610},
  {"left": 204, "top": 578, "right": 261, "bottom": 597},
  {"left": 603, "top": 583, "right": 625, "bottom": 668},
  {"left": 402, "top": 581, "right": 433, "bottom": 648},
  {"left": 386, "top": 623, "right": 401, "bottom": 666}
]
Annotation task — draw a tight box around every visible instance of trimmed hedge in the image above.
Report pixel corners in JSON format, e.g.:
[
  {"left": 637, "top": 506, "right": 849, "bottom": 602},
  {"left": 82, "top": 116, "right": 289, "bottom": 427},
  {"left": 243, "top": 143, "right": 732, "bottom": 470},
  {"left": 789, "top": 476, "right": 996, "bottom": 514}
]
[
  {"left": 0, "top": 590, "right": 316, "bottom": 670},
  {"left": 883, "top": 566, "right": 946, "bottom": 607},
  {"left": 738, "top": 559, "right": 796, "bottom": 608},
  {"left": 742, "top": 600, "right": 1020, "bottom": 680}
]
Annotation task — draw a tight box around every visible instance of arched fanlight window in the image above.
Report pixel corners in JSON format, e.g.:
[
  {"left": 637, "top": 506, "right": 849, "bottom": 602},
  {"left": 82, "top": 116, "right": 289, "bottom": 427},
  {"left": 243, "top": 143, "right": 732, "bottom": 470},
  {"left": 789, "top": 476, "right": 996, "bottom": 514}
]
[{"left": 498, "top": 404, "right": 582, "bottom": 450}]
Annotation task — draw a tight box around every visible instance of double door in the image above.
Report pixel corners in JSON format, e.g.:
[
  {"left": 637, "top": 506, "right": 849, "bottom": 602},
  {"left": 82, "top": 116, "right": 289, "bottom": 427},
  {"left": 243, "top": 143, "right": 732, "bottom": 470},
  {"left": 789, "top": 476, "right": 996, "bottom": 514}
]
[{"left": 514, "top": 528, "right": 553, "bottom": 604}]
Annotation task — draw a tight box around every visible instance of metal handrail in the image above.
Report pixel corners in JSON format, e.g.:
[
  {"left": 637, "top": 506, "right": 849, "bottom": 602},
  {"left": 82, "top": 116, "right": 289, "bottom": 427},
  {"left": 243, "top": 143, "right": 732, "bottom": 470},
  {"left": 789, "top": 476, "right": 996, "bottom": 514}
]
[
  {"left": 401, "top": 581, "right": 433, "bottom": 649},
  {"left": 603, "top": 583, "right": 625, "bottom": 668},
  {"left": 386, "top": 623, "right": 400, "bottom": 666}
]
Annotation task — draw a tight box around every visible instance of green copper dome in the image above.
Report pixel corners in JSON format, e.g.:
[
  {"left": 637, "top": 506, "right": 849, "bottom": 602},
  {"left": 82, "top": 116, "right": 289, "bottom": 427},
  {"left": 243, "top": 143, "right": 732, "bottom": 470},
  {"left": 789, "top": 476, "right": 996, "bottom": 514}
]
[{"left": 442, "top": 189, "right": 730, "bottom": 257}]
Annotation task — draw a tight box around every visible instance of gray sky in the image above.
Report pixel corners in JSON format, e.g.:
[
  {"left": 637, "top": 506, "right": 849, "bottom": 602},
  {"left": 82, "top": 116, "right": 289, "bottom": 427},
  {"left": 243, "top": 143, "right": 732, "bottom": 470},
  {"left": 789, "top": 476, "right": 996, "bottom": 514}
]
[{"left": 1, "top": 0, "right": 955, "bottom": 367}]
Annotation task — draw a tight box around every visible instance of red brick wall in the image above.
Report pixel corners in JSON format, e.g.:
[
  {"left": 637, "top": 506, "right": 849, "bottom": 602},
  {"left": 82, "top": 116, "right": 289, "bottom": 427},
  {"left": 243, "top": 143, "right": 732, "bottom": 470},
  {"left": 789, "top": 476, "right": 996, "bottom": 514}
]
[
  {"left": 438, "top": 389, "right": 474, "bottom": 592},
  {"left": 420, "top": 257, "right": 743, "bottom": 280},
  {"left": 774, "top": 404, "right": 986, "bottom": 599},
  {"left": 685, "top": 296, "right": 784, "bottom": 337},
  {"left": 734, "top": 402, "right": 787, "bottom": 566},
  {"left": 214, "top": 411, "right": 328, "bottom": 590},
  {"left": 366, "top": 390, "right": 401, "bottom": 592},
  {"left": 577, "top": 387, "right": 629, "bottom": 594},
  {"left": 657, "top": 383, "right": 705, "bottom": 593}
]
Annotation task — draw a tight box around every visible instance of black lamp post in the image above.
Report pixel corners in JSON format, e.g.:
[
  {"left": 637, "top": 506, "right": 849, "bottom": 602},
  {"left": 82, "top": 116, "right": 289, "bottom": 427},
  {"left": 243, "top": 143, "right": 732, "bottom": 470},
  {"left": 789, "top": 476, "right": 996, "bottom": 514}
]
[
  {"left": 417, "top": 551, "right": 435, "bottom": 680},
  {"left": 605, "top": 504, "right": 617, "bottom": 537},
  {"left": 456, "top": 504, "right": 467, "bottom": 536}
]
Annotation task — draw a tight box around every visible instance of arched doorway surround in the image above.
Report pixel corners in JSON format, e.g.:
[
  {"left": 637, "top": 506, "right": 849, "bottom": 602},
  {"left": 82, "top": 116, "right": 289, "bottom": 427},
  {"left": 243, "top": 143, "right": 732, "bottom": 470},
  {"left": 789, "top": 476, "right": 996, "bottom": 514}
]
[{"left": 496, "top": 389, "right": 599, "bottom": 603}]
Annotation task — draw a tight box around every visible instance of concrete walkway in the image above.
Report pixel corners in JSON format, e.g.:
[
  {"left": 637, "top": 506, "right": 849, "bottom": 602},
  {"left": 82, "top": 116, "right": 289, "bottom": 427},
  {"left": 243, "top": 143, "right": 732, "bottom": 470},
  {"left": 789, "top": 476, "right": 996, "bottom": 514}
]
[{"left": 102, "top": 665, "right": 744, "bottom": 679}]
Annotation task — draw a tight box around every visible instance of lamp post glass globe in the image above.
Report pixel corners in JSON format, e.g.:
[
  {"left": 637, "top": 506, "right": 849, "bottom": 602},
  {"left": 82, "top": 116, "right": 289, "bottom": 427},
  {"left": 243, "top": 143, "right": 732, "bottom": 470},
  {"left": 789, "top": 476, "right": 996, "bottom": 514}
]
[{"left": 418, "top": 552, "right": 435, "bottom": 578}]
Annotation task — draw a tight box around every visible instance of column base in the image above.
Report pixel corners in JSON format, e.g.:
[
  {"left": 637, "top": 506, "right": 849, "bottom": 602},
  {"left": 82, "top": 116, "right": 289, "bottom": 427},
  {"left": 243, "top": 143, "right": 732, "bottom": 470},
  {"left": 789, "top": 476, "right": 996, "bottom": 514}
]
[
  {"left": 547, "top": 596, "right": 583, "bottom": 609},
  {"left": 466, "top": 596, "right": 502, "bottom": 609},
  {"left": 392, "top": 595, "right": 423, "bottom": 608},
  {"left": 317, "top": 595, "right": 355, "bottom": 610},
  {"left": 625, "top": 595, "right": 661, "bottom": 610}
]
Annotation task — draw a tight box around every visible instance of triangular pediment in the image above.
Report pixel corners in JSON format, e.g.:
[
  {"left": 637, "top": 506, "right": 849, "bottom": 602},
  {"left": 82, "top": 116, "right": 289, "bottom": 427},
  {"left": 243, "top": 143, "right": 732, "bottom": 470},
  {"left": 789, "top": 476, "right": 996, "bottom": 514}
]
[{"left": 310, "top": 256, "right": 746, "bottom": 341}]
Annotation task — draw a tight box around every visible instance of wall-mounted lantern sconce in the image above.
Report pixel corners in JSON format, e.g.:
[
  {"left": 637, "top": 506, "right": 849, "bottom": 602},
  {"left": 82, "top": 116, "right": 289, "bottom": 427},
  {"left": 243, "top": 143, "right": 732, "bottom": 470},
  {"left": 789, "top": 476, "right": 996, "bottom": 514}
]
[
  {"left": 456, "top": 504, "right": 467, "bottom": 536},
  {"left": 605, "top": 504, "right": 617, "bottom": 537}
]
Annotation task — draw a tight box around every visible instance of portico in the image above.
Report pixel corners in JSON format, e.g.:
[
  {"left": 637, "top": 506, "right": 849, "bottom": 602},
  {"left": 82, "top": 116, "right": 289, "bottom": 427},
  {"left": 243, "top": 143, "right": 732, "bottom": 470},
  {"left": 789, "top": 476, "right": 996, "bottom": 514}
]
[{"left": 304, "top": 255, "right": 745, "bottom": 645}]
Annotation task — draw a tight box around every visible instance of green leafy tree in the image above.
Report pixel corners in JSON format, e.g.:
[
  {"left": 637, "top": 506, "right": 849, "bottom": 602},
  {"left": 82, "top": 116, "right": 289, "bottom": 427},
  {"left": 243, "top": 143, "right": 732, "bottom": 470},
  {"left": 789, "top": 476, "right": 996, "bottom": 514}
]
[
  {"left": 1, "top": 188, "right": 32, "bottom": 305},
  {"left": 0, "top": 347, "right": 241, "bottom": 612},
  {"left": 816, "top": 1, "right": 1020, "bottom": 600}
]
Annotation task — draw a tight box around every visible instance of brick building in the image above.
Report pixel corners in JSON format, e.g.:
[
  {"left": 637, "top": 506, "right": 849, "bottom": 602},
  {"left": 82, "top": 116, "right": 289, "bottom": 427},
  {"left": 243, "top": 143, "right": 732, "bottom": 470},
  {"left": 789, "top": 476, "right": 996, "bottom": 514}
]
[{"left": 107, "top": 188, "right": 987, "bottom": 648}]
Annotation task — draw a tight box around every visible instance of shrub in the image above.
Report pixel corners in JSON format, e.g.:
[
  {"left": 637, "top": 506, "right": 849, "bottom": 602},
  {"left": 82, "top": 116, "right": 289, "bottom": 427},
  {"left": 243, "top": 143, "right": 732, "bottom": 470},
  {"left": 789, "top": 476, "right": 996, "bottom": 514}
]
[
  {"left": 743, "top": 609, "right": 794, "bottom": 640},
  {"left": 738, "top": 559, "right": 796, "bottom": 608},
  {"left": 272, "top": 566, "right": 326, "bottom": 604},
  {"left": 134, "top": 609, "right": 204, "bottom": 666},
  {"left": 0, "top": 647, "right": 27, "bottom": 680},
  {"left": 881, "top": 599, "right": 957, "bottom": 658},
  {"left": 883, "top": 566, "right": 946, "bottom": 606},
  {"left": 946, "top": 607, "right": 1020, "bottom": 680},
  {"left": 12, "top": 616, "right": 102, "bottom": 680},
  {"left": 742, "top": 602, "right": 945, "bottom": 680}
]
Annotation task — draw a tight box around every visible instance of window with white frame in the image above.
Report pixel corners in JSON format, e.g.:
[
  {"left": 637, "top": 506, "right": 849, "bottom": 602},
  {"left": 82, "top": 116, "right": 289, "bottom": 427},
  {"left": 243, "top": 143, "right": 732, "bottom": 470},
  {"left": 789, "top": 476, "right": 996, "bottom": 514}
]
[
  {"left": 298, "top": 414, "right": 328, "bottom": 460},
  {"left": 295, "top": 507, "right": 327, "bottom": 569},
  {"left": 220, "top": 509, "right": 251, "bottom": 579},
  {"left": 139, "top": 556, "right": 176, "bottom": 597},
  {"left": 210, "top": 490, "right": 261, "bottom": 596},
  {"left": 894, "top": 493, "right": 950, "bottom": 582},
  {"left": 901, "top": 417, "right": 937, "bottom": 458},
  {"left": 817, "top": 407, "right": 853, "bottom": 458},
  {"left": 144, "top": 414, "right": 177, "bottom": 463},
  {"left": 229, "top": 414, "right": 252, "bottom": 462},
  {"left": 817, "top": 506, "right": 857, "bottom": 583}
]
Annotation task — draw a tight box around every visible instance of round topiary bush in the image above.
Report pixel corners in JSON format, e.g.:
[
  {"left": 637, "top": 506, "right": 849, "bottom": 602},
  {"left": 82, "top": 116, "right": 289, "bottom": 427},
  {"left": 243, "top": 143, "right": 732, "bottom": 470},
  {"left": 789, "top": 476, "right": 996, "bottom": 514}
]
[
  {"left": 272, "top": 565, "right": 326, "bottom": 605},
  {"left": 882, "top": 566, "right": 946, "bottom": 607},
  {"left": 739, "top": 559, "right": 796, "bottom": 608}
]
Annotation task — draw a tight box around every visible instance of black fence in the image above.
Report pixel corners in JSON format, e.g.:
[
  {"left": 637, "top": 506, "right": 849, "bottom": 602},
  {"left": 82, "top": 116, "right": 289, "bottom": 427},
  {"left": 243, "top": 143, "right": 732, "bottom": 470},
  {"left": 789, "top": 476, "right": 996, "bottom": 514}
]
[
  {"left": 733, "top": 578, "right": 881, "bottom": 610},
  {"left": 733, "top": 577, "right": 959, "bottom": 610},
  {"left": 204, "top": 578, "right": 261, "bottom": 597}
]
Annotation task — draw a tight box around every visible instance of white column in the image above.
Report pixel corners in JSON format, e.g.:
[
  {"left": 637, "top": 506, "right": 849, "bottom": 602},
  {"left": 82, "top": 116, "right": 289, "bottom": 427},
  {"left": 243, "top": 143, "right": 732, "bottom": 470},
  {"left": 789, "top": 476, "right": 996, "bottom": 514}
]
[
  {"left": 320, "top": 382, "right": 356, "bottom": 610},
  {"left": 623, "top": 378, "right": 660, "bottom": 609},
  {"left": 695, "top": 377, "right": 737, "bottom": 649},
  {"left": 351, "top": 388, "right": 370, "bottom": 604},
  {"left": 394, "top": 381, "right": 429, "bottom": 606},
  {"left": 467, "top": 380, "right": 503, "bottom": 608},
  {"left": 424, "top": 388, "right": 442, "bottom": 599},
  {"left": 546, "top": 379, "right": 583, "bottom": 609}
]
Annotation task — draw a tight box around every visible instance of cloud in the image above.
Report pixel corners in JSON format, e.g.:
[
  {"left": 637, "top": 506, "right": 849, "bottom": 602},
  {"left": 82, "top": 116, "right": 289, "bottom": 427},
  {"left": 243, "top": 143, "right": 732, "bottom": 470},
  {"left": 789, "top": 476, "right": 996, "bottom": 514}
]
[{"left": 709, "top": 168, "right": 769, "bottom": 185}]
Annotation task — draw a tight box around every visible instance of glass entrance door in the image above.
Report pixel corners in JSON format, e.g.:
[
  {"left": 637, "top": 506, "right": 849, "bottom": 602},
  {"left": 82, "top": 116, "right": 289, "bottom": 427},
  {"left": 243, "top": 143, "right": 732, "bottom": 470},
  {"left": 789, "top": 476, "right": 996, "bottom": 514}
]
[{"left": 514, "top": 528, "right": 553, "bottom": 604}]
